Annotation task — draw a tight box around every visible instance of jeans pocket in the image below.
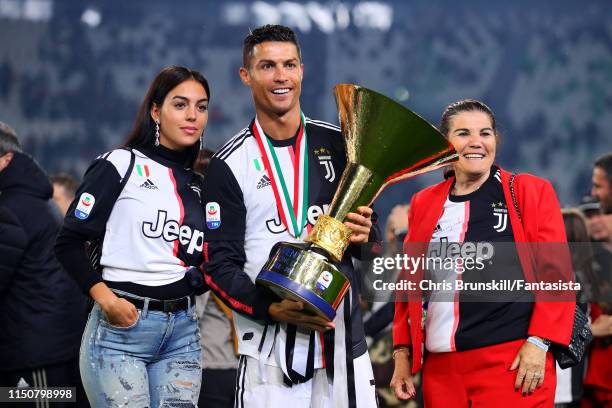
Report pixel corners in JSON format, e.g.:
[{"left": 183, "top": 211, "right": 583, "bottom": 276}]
[{"left": 100, "top": 310, "right": 141, "bottom": 330}]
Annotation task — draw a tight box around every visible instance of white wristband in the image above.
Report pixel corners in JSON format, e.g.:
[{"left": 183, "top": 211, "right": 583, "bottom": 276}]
[{"left": 527, "top": 336, "right": 549, "bottom": 352}]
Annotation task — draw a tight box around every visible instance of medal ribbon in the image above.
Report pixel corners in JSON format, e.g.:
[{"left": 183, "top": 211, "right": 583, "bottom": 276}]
[{"left": 252, "top": 113, "right": 309, "bottom": 238}]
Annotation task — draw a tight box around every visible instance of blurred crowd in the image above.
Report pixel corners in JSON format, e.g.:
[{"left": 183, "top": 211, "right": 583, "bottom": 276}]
[{"left": 1, "top": 1, "right": 611, "bottom": 209}]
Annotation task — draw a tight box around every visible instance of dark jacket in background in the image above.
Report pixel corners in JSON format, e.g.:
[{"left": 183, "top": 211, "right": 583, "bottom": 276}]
[{"left": 0, "top": 152, "right": 87, "bottom": 371}]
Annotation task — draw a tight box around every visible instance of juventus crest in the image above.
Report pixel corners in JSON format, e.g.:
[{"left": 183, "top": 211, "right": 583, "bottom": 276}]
[
  {"left": 318, "top": 155, "right": 335, "bottom": 182},
  {"left": 491, "top": 202, "right": 508, "bottom": 232}
]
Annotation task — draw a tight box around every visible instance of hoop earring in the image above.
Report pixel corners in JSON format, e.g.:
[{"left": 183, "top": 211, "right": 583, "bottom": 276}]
[{"left": 155, "top": 121, "right": 160, "bottom": 147}]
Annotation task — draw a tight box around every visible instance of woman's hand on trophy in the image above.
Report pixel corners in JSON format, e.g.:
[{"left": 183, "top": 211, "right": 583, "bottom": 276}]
[
  {"left": 268, "top": 299, "right": 336, "bottom": 332},
  {"left": 344, "top": 206, "right": 373, "bottom": 244}
]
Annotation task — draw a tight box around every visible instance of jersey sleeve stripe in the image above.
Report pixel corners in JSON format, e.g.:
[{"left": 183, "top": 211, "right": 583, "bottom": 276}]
[
  {"left": 215, "top": 128, "right": 249, "bottom": 159},
  {"left": 306, "top": 118, "right": 340, "bottom": 126},
  {"left": 203, "top": 273, "right": 254, "bottom": 315},
  {"left": 217, "top": 133, "right": 251, "bottom": 161},
  {"left": 100, "top": 148, "right": 133, "bottom": 181},
  {"left": 305, "top": 119, "right": 341, "bottom": 131},
  {"left": 215, "top": 129, "right": 246, "bottom": 158}
]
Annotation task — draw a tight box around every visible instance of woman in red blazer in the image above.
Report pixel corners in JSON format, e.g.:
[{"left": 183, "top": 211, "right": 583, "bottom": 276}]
[{"left": 391, "top": 100, "right": 575, "bottom": 407}]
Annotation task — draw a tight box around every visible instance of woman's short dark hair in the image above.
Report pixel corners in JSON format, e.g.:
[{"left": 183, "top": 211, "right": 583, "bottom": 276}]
[
  {"left": 439, "top": 99, "right": 497, "bottom": 139},
  {"left": 124, "top": 66, "right": 210, "bottom": 168}
]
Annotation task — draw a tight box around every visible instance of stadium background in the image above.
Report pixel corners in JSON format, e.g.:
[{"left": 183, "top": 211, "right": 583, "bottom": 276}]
[{"left": 1, "top": 0, "right": 610, "bottom": 222}]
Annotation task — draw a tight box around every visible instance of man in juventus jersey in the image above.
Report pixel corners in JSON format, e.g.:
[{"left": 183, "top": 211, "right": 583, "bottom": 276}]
[{"left": 203, "top": 25, "right": 378, "bottom": 408}]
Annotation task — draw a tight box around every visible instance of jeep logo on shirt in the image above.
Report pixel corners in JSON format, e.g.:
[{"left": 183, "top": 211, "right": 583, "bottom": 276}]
[
  {"left": 266, "top": 204, "right": 330, "bottom": 234},
  {"left": 142, "top": 210, "right": 204, "bottom": 254}
]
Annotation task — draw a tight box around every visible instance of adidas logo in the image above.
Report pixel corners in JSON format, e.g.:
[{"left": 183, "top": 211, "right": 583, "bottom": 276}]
[
  {"left": 494, "top": 170, "right": 502, "bottom": 183},
  {"left": 189, "top": 184, "right": 201, "bottom": 198},
  {"left": 140, "top": 179, "right": 158, "bottom": 190},
  {"left": 257, "top": 174, "right": 271, "bottom": 189}
]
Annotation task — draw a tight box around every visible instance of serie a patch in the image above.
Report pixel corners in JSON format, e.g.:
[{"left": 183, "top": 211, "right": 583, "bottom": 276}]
[
  {"left": 205, "top": 201, "right": 221, "bottom": 229},
  {"left": 75, "top": 192, "right": 95, "bottom": 219}
]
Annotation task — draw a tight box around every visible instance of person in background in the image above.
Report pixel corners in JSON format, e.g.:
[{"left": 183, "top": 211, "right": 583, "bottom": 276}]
[
  {"left": 55, "top": 66, "right": 209, "bottom": 407},
  {"left": 51, "top": 173, "right": 79, "bottom": 215},
  {"left": 581, "top": 153, "right": 612, "bottom": 408},
  {"left": 392, "top": 99, "right": 575, "bottom": 407},
  {"left": 194, "top": 147, "right": 241, "bottom": 408},
  {"left": 578, "top": 195, "right": 612, "bottom": 297},
  {"left": 362, "top": 205, "right": 410, "bottom": 347},
  {"left": 579, "top": 196, "right": 605, "bottom": 238},
  {"left": 554, "top": 209, "right": 592, "bottom": 408},
  {"left": 0, "top": 121, "right": 88, "bottom": 407},
  {"left": 587, "top": 154, "right": 612, "bottom": 294},
  {"left": 591, "top": 153, "right": 612, "bottom": 215},
  {"left": 364, "top": 204, "right": 418, "bottom": 408},
  {"left": 197, "top": 292, "right": 239, "bottom": 408}
]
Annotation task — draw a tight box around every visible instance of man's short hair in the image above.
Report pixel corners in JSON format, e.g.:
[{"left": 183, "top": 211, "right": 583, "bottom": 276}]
[
  {"left": 51, "top": 173, "right": 79, "bottom": 197},
  {"left": 594, "top": 152, "right": 612, "bottom": 184},
  {"left": 243, "top": 24, "right": 301, "bottom": 68},
  {"left": 0, "top": 121, "right": 22, "bottom": 156}
]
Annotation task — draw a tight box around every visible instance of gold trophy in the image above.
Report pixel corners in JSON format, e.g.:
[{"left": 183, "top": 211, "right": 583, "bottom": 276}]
[{"left": 256, "top": 84, "right": 457, "bottom": 320}]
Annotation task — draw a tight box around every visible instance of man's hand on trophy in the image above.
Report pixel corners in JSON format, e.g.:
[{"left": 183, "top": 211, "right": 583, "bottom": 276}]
[
  {"left": 269, "top": 299, "right": 336, "bottom": 332},
  {"left": 344, "top": 206, "right": 373, "bottom": 244}
]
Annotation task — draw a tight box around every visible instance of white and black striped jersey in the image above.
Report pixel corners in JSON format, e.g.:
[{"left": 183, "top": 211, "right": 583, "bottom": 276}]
[
  {"left": 425, "top": 167, "right": 532, "bottom": 352},
  {"left": 56, "top": 145, "right": 205, "bottom": 299},
  {"left": 203, "top": 118, "right": 369, "bottom": 365}
]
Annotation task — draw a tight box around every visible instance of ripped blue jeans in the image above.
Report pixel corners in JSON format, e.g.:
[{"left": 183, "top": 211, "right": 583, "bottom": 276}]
[{"left": 80, "top": 299, "right": 202, "bottom": 407}]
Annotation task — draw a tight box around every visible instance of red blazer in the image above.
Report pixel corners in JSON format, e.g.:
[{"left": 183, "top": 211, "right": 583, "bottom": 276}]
[{"left": 393, "top": 167, "right": 575, "bottom": 374}]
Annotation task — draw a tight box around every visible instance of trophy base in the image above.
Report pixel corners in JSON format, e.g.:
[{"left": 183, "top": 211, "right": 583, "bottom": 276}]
[{"left": 255, "top": 242, "right": 350, "bottom": 321}]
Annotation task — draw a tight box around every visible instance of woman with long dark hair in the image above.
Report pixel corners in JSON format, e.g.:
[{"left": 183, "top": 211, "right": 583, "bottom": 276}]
[
  {"left": 56, "top": 66, "right": 210, "bottom": 406},
  {"left": 391, "top": 100, "right": 575, "bottom": 407}
]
